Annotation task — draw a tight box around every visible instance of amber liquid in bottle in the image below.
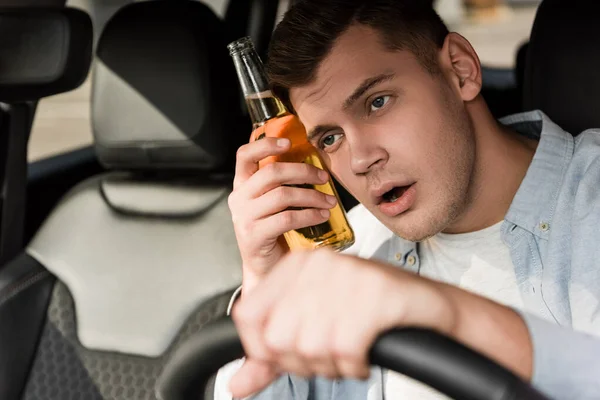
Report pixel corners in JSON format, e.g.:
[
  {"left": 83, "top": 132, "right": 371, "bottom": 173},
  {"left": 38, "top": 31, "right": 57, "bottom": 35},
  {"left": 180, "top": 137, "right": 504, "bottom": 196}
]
[
  {"left": 247, "top": 92, "right": 355, "bottom": 251},
  {"left": 228, "top": 37, "right": 354, "bottom": 252}
]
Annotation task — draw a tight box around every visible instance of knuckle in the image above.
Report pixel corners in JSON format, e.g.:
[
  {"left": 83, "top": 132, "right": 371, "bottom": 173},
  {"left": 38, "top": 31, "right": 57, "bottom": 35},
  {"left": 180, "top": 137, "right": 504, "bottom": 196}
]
[
  {"left": 330, "top": 340, "right": 356, "bottom": 361},
  {"left": 337, "top": 361, "right": 367, "bottom": 380},
  {"left": 231, "top": 303, "right": 257, "bottom": 327},
  {"left": 278, "top": 210, "right": 295, "bottom": 227},
  {"left": 235, "top": 144, "right": 248, "bottom": 160},
  {"left": 302, "top": 162, "right": 316, "bottom": 177},
  {"left": 296, "top": 339, "right": 324, "bottom": 361},
  {"left": 320, "top": 191, "right": 331, "bottom": 203},
  {"left": 263, "top": 162, "right": 280, "bottom": 177},
  {"left": 310, "top": 208, "right": 326, "bottom": 221},
  {"left": 227, "top": 191, "right": 238, "bottom": 210},
  {"left": 273, "top": 186, "right": 289, "bottom": 204},
  {"left": 264, "top": 327, "right": 289, "bottom": 354},
  {"left": 305, "top": 188, "right": 323, "bottom": 203}
]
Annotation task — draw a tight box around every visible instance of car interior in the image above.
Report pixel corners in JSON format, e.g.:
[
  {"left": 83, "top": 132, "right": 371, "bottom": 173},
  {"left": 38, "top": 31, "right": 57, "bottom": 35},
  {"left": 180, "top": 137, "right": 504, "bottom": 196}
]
[{"left": 0, "top": 0, "right": 598, "bottom": 399}]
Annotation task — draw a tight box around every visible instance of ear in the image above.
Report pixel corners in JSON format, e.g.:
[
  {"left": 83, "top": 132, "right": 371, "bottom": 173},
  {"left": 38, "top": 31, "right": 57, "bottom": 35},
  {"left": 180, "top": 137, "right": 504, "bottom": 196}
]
[{"left": 439, "top": 33, "right": 482, "bottom": 102}]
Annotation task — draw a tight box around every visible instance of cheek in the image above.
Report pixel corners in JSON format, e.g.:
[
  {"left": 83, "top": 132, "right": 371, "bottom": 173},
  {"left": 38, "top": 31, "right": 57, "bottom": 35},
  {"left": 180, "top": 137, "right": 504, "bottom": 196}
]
[
  {"left": 399, "top": 92, "right": 464, "bottom": 170},
  {"left": 323, "top": 151, "right": 352, "bottom": 189}
]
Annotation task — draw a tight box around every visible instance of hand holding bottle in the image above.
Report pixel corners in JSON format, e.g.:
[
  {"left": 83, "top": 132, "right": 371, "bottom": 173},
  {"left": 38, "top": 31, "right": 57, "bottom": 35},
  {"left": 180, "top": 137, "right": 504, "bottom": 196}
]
[
  {"left": 228, "top": 37, "right": 354, "bottom": 296},
  {"left": 228, "top": 136, "right": 338, "bottom": 295}
]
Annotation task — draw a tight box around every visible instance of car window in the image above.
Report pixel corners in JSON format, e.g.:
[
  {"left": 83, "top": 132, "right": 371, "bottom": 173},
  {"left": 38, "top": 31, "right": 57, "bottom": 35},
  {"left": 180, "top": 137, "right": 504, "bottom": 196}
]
[
  {"left": 28, "top": 74, "right": 94, "bottom": 162},
  {"left": 436, "top": 0, "right": 540, "bottom": 68}
]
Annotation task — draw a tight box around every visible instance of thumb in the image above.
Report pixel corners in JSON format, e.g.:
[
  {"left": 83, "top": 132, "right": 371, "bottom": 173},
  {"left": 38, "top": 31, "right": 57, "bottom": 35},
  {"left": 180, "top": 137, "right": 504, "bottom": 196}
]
[{"left": 229, "top": 359, "right": 280, "bottom": 399}]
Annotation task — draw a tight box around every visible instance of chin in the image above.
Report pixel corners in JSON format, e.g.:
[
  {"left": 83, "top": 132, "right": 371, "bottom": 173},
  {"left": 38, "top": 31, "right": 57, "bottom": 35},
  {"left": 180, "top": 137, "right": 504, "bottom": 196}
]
[{"left": 383, "top": 207, "right": 452, "bottom": 243}]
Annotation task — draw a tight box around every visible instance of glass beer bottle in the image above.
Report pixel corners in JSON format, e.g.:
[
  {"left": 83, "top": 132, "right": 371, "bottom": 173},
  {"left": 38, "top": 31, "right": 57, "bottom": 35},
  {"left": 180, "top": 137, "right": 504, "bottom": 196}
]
[{"left": 228, "top": 37, "right": 355, "bottom": 252}]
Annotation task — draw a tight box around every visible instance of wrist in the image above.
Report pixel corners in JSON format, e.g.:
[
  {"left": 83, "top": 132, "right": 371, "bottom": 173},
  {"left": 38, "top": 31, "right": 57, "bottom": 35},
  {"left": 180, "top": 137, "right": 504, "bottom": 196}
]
[
  {"left": 435, "top": 282, "right": 533, "bottom": 380},
  {"left": 407, "top": 279, "right": 459, "bottom": 336},
  {"left": 384, "top": 272, "right": 458, "bottom": 336},
  {"left": 240, "top": 265, "right": 265, "bottom": 298}
]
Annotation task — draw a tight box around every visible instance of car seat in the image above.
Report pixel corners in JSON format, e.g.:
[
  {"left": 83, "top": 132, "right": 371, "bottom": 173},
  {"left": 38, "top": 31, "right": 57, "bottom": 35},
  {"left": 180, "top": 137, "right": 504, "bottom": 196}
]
[
  {"left": 522, "top": 0, "right": 600, "bottom": 134},
  {"left": 0, "top": 1, "right": 246, "bottom": 399}
]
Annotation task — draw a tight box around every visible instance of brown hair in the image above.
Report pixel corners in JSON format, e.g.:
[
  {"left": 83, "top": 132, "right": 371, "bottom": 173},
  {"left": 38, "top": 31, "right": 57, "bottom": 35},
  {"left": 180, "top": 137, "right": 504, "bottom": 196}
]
[{"left": 266, "top": 0, "right": 449, "bottom": 112}]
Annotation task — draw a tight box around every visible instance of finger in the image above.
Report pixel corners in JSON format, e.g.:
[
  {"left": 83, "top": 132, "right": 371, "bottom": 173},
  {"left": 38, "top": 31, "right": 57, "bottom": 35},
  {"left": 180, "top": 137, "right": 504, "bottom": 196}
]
[
  {"left": 331, "top": 308, "right": 373, "bottom": 380},
  {"left": 294, "top": 321, "right": 340, "bottom": 379},
  {"left": 231, "top": 300, "right": 273, "bottom": 363},
  {"left": 234, "top": 138, "right": 291, "bottom": 189},
  {"left": 295, "top": 264, "right": 340, "bottom": 380},
  {"left": 262, "top": 274, "right": 311, "bottom": 378},
  {"left": 232, "top": 254, "right": 305, "bottom": 362},
  {"left": 229, "top": 359, "right": 280, "bottom": 399},
  {"left": 333, "top": 355, "right": 371, "bottom": 381},
  {"left": 243, "top": 162, "right": 329, "bottom": 199},
  {"left": 253, "top": 208, "right": 331, "bottom": 242},
  {"left": 330, "top": 280, "right": 379, "bottom": 380},
  {"left": 249, "top": 186, "right": 337, "bottom": 220}
]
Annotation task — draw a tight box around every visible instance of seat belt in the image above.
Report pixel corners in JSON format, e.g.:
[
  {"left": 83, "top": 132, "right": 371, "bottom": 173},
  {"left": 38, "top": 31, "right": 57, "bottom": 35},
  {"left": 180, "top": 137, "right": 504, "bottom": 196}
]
[{"left": 0, "top": 102, "right": 34, "bottom": 266}]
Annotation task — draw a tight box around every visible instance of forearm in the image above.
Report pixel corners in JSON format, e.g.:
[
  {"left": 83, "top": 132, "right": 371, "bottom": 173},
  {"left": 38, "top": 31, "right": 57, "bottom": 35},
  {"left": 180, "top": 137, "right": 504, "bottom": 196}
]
[{"left": 437, "top": 282, "right": 533, "bottom": 381}]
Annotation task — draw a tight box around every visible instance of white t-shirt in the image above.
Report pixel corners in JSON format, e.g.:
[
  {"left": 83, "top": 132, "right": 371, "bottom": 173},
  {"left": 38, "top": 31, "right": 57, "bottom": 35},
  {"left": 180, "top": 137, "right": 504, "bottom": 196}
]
[
  {"left": 216, "top": 206, "right": 526, "bottom": 400},
  {"left": 383, "top": 221, "right": 524, "bottom": 399}
]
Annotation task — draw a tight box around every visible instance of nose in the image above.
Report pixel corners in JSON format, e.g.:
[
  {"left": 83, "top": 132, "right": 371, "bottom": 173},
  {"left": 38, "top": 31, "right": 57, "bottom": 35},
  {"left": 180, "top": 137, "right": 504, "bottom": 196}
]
[{"left": 347, "top": 126, "right": 388, "bottom": 175}]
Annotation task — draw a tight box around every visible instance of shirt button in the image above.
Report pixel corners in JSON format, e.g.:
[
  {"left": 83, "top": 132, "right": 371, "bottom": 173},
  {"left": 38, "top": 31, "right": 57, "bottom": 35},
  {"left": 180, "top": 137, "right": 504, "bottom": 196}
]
[
  {"left": 539, "top": 222, "right": 550, "bottom": 232},
  {"left": 395, "top": 252, "right": 403, "bottom": 261},
  {"left": 407, "top": 255, "right": 416, "bottom": 266}
]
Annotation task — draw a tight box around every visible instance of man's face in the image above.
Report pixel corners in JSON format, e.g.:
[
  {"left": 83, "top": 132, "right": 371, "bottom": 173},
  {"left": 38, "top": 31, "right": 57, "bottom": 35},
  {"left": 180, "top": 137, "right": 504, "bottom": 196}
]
[{"left": 290, "top": 25, "right": 477, "bottom": 241}]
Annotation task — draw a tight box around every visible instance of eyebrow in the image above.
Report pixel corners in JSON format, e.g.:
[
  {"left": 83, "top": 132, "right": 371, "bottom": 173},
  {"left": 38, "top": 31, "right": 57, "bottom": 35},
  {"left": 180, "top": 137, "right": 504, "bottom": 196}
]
[
  {"left": 306, "top": 73, "right": 396, "bottom": 142},
  {"left": 342, "top": 73, "right": 396, "bottom": 110},
  {"left": 307, "top": 124, "right": 339, "bottom": 142}
]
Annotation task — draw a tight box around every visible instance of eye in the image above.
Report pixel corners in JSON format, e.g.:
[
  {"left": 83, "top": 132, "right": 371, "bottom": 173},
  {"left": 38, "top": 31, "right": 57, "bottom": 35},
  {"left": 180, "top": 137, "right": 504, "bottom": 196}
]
[
  {"left": 370, "top": 95, "right": 390, "bottom": 112},
  {"left": 319, "top": 132, "right": 343, "bottom": 151}
]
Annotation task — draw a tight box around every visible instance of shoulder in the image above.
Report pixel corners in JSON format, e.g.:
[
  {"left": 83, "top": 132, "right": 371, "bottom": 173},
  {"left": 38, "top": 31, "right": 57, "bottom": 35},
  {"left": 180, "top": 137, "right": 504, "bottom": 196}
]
[
  {"left": 571, "top": 129, "right": 600, "bottom": 189},
  {"left": 563, "top": 129, "right": 600, "bottom": 220},
  {"left": 573, "top": 128, "right": 600, "bottom": 162},
  {"left": 341, "top": 204, "right": 394, "bottom": 257}
]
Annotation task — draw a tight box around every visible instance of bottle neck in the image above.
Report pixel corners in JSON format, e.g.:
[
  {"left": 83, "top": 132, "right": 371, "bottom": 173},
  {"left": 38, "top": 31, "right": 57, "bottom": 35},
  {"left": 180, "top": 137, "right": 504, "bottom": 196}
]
[
  {"left": 230, "top": 45, "right": 288, "bottom": 125},
  {"left": 245, "top": 91, "right": 287, "bottom": 128}
]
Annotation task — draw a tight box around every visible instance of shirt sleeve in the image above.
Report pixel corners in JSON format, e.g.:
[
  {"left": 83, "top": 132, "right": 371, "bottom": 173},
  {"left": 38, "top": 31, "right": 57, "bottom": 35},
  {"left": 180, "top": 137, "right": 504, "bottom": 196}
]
[
  {"left": 213, "top": 358, "right": 310, "bottom": 400},
  {"left": 519, "top": 311, "right": 600, "bottom": 399},
  {"left": 215, "top": 290, "right": 311, "bottom": 400}
]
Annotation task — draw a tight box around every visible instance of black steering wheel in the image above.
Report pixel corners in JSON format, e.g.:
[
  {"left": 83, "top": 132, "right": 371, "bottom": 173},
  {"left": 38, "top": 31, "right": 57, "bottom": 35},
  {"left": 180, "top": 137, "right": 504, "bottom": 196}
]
[{"left": 156, "top": 317, "right": 550, "bottom": 400}]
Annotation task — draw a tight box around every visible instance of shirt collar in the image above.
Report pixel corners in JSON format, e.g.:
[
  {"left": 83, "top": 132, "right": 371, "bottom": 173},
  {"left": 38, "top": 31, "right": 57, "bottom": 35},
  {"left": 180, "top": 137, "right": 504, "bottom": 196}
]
[{"left": 500, "top": 110, "right": 575, "bottom": 237}]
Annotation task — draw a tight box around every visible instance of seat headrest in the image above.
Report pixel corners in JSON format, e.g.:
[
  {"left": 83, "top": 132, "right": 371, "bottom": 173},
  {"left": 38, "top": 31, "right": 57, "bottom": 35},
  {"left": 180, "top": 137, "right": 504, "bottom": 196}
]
[
  {"left": 92, "top": 0, "right": 246, "bottom": 172},
  {"left": 523, "top": 0, "right": 600, "bottom": 135},
  {"left": 0, "top": 7, "right": 92, "bottom": 102}
]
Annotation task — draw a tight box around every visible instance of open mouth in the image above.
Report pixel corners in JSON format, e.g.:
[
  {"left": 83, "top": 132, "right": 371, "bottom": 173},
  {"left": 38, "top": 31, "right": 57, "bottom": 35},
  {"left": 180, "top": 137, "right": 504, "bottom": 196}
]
[
  {"left": 381, "top": 185, "right": 410, "bottom": 203},
  {"left": 376, "top": 183, "right": 417, "bottom": 217}
]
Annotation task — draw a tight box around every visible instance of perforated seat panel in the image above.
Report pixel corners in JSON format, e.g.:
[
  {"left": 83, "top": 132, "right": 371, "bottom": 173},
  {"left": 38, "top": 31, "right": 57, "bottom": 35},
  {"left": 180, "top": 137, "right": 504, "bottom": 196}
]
[{"left": 23, "top": 282, "right": 233, "bottom": 400}]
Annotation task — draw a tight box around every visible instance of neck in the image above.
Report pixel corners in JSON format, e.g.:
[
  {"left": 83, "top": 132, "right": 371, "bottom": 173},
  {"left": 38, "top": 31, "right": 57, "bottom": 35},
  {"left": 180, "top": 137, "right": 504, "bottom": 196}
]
[{"left": 443, "top": 98, "right": 538, "bottom": 234}]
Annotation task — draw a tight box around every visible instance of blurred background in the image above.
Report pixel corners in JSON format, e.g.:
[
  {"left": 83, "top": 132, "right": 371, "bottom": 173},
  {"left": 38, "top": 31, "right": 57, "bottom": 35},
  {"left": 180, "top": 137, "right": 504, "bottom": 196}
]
[{"left": 28, "top": 0, "right": 543, "bottom": 162}]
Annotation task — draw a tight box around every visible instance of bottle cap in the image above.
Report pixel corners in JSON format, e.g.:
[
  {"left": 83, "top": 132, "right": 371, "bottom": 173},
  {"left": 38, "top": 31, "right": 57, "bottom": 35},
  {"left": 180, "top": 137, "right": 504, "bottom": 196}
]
[{"left": 227, "top": 37, "right": 254, "bottom": 56}]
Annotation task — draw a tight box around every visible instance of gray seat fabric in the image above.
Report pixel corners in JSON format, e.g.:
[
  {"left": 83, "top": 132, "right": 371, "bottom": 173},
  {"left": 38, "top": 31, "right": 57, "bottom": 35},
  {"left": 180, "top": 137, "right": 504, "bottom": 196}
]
[
  {"left": 18, "top": 1, "right": 246, "bottom": 399},
  {"left": 22, "top": 281, "right": 232, "bottom": 400}
]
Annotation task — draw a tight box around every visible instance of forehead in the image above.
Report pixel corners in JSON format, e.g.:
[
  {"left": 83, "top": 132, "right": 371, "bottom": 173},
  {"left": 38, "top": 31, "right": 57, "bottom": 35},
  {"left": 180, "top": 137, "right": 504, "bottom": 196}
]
[{"left": 289, "top": 25, "right": 422, "bottom": 123}]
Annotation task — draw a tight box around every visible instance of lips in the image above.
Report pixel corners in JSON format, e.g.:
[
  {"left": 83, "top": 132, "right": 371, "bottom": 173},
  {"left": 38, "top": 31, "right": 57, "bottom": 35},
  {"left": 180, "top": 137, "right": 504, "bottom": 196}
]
[
  {"left": 382, "top": 186, "right": 409, "bottom": 203},
  {"left": 373, "top": 183, "right": 417, "bottom": 217},
  {"left": 372, "top": 181, "right": 414, "bottom": 205}
]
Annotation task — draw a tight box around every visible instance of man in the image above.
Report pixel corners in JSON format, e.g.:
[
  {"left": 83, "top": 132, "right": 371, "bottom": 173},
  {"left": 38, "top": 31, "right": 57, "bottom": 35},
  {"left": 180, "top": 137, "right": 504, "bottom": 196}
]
[{"left": 216, "top": 0, "right": 600, "bottom": 399}]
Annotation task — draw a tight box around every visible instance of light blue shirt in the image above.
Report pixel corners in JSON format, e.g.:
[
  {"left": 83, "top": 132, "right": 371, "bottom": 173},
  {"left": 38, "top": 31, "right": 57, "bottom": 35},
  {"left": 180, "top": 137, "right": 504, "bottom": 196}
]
[{"left": 215, "top": 110, "right": 600, "bottom": 399}]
